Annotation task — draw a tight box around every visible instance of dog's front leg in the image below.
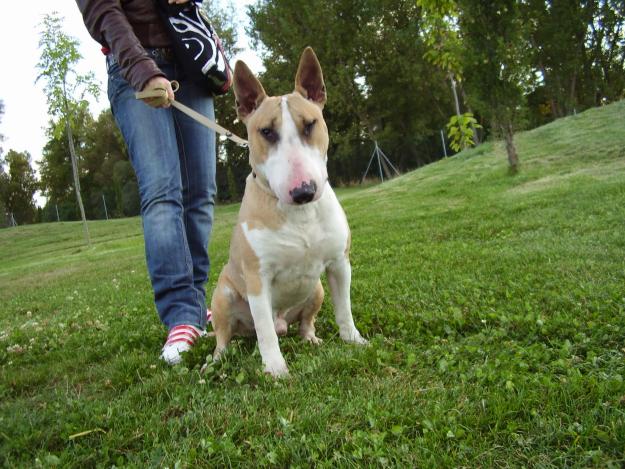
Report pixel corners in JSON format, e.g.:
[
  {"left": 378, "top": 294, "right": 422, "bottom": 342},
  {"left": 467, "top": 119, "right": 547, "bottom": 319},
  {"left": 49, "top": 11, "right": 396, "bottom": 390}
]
[
  {"left": 248, "top": 293, "right": 289, "bottom": 377},
  {"left": 326, "top": 258, "right": 367, "bottom": 345}
]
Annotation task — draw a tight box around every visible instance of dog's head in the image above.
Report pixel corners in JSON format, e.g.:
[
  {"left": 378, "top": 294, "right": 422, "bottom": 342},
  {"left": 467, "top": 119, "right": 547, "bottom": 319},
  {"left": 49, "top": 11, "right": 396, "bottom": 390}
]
[{"left": 234, "top": 47, "right": 329, "bottom": 205}]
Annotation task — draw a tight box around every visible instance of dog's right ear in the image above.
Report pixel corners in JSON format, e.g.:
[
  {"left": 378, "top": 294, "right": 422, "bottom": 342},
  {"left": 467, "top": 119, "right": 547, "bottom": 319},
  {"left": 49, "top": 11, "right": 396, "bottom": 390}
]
[{"left": 234, "top": 61, "right": 267, "bottom": 122}]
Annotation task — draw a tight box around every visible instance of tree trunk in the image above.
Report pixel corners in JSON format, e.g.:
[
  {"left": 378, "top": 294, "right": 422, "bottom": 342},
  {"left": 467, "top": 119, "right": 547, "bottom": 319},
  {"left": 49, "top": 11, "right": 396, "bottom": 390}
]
[
  {"left": 550, "top": 98, "right": 558, "bottom": 118},
  {"left": 65, "top": 119, "right": 91, "bottom": 246},
  {"left": 460, "top": 85, "right": 481, "bottom": 144},
  {"left": 449, "top": 73, "right": 462, "bottom": 118},
  {"left": 449, "top": 73, "right": 470, "bottom": 150},
  {"left": 569, "top": 73, "right": 577, "bottom": 114},
  {"left": 62, "top": 80, "right": 90, "bottom": 246},
  {"left": 501, "top": 122, "right": 519, "bottom": 173}
]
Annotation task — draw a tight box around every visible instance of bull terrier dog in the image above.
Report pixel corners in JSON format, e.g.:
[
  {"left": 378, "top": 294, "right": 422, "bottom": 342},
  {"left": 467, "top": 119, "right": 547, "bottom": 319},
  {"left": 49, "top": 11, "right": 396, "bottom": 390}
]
[{"left": 210, "top": 47, "right": 367, "bottom": 377}]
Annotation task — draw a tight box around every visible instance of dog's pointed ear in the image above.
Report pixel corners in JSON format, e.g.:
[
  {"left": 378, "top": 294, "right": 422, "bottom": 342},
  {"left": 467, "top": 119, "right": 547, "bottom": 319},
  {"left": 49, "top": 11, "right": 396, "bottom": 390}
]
[
  {"left": 294, "top": 47, "right": 326, "bottom": 109},
  {"left": 234, "top": 60, "right": 267, "bottom": 122}
]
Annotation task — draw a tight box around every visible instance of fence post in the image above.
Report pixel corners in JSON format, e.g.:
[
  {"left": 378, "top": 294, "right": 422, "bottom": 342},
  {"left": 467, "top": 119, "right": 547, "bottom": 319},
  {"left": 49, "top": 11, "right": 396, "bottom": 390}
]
[
  {"left": 102, "top": 194, "right": 109, "bottom": 220},
  {"left": 440, "top": 129, "right": 448, "bottom": 158}
]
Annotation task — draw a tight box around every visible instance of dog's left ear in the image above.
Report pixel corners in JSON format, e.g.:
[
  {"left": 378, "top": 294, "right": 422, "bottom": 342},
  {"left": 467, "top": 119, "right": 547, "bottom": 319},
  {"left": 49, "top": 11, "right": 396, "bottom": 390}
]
[{"left": 294, "top": 47, "right": 326, "bottom": 109}]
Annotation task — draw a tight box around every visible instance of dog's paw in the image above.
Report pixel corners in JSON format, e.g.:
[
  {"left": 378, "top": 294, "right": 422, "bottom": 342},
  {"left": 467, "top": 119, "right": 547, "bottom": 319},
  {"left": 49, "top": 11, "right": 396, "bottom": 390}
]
[
  {"left": 212, "top": 347, "right": 225, "bottom": 362},
  {"left": 302, "top": 334, "right": 323, "bottom": 345},
  {"left": 340, "top": 329, "right": 368, "bottom": 345},
  {"left": 264, "top": 358, "right": 289, "bottom": 378}
]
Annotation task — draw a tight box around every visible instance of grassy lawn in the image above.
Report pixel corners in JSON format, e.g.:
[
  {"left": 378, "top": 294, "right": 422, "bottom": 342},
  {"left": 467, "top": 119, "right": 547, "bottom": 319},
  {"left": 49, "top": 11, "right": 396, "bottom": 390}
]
[{"left": 1, "top": 100, "right": 625, "bottom": 467}]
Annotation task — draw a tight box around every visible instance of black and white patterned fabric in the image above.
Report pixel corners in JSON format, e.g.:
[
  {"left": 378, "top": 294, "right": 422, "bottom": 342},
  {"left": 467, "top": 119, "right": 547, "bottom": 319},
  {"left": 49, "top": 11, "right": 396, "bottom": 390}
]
[{"left": 155, "top": 0, "right": 232, "bottom": 95}]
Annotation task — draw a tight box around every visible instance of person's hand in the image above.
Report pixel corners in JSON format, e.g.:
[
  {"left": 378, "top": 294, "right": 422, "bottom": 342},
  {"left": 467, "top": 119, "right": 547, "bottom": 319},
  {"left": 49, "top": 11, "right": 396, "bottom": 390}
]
[
  {"left": 141, "top": 76, "right": 175, "bottom": 109},
  {"left": 168, "top": 0, "right": 191, "bottom": 3}
]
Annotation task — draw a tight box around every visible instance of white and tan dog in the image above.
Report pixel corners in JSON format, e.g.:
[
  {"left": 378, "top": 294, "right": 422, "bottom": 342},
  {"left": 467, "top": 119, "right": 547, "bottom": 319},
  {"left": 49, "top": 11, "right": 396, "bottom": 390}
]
[{"left": 210, "top": 47, "right": 367, "bottom": 377}]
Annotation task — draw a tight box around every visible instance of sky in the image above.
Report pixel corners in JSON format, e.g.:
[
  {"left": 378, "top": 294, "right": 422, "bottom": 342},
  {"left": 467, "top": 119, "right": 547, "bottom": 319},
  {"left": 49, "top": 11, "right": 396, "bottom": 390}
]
[{"left": 0, "top": 0, "right": 262, "bottom": 205}]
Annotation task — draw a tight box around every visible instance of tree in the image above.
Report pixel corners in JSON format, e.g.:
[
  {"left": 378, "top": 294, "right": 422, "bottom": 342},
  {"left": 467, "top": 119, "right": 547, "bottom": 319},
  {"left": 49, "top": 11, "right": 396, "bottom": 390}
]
[
  {"left": 37, "top": 12, "right": 99, "bottom": 243},
  {"left": 0, "top": 150, "right": 38, "bottom": 225},
  {"left": 417, "top": 0, "right": 482, "bottom": 149},
  {"left": 455, "top": 0, "right": 532, "bottom": 171}
]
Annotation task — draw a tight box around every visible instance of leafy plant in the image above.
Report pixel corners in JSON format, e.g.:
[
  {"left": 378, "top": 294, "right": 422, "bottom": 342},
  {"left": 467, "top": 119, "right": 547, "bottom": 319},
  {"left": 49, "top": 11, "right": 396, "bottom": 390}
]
[{"left": 446, "top": 112, "right": 482, "bottom": 152}]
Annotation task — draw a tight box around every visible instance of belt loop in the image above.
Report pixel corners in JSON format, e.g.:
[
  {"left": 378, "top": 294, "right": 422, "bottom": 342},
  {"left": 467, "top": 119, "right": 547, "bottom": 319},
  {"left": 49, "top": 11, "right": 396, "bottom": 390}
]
[{"left": 105, "top": 54, "right": 115, "bottom": 72}]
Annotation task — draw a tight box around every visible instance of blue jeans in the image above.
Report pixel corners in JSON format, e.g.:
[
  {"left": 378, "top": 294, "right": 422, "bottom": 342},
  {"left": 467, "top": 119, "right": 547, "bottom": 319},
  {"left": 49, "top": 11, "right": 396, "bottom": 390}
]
[{"left": 107, "top": 51, "right": 216, "bottom": 330}]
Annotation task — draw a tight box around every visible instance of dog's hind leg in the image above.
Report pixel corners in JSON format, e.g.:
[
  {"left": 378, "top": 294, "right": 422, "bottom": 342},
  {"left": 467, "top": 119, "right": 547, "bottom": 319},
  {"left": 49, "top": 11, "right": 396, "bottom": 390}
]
[{"left": 299, "top": 280, "right": 324, "bottom": 345}]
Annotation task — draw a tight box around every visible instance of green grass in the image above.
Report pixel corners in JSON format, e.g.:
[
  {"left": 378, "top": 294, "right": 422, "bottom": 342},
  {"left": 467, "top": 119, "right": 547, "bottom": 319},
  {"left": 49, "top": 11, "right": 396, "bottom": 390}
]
[{"left": 2, "top": 101, "right": 625, "bottom": 467}]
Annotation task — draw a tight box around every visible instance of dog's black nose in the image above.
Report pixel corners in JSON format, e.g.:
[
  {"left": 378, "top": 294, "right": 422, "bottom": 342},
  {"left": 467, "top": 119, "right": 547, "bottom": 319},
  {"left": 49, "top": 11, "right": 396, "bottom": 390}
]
[{"left": 290, "top": 180, "right": 317, "bottom": 204}]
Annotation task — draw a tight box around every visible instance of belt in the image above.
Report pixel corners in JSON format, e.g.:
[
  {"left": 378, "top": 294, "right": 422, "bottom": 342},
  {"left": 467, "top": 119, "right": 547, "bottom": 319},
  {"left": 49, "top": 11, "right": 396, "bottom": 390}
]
[
  {"left": 145, "top": 47, "right": 175, "bottom": 62},
  {"left": 106, "top": 47, "right": 175, "bottom": 68}
]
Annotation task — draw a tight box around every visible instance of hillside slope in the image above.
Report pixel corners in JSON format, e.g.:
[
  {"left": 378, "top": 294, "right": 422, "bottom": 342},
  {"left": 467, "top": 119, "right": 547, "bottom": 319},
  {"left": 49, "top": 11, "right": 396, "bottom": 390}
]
[{"left": 1, "top": 100, "right": 624, "bottom": 467}]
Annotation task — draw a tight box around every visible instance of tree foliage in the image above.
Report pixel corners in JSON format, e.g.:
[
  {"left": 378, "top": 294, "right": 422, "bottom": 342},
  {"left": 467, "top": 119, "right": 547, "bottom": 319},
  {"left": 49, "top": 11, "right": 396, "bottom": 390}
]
[
  {"left": 27, "top": 1, "right": 625, "bottom": 210},
  {"left": 39, "top": 108, "right": 138, "bottom": 222},
  {"left": 37, "top": 12, "right": 99, "bottom": 241},
  {"left": 420, "top": 0, "right": 625, "bottom": 164},
  {"left": 81, "top": 110, "right": 137, "bottom": 219},
  {"left": 247, "top": 0, "right": 453, "bottom": 184},
  {"left": 39, "top": 105, "right": 91, "bottom": 205},
  {"left": 0, "top": 150, "right": 38, "bottom": 225},
  {"left": 37, "top": 13, "right": 99, "bottom": 132},
  {"left": 418, "top": 0, "right": 463, "bottom": 77},
  {"left": 524, "top": 0, "right": 625, "bottom": 124}
]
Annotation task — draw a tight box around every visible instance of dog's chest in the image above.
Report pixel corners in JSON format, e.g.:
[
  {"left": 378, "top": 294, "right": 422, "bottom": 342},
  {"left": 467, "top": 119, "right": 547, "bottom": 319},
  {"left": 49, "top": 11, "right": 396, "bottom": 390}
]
[{"left": 242, "top": 190, "right": 348, "bottom": 307}]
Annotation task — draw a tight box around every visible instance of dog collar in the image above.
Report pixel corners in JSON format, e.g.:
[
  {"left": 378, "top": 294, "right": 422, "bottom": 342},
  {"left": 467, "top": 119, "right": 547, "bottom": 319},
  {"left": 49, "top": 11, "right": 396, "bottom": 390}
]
[{"left": 252, "top": 171, "right": 276, "bottom": 199}]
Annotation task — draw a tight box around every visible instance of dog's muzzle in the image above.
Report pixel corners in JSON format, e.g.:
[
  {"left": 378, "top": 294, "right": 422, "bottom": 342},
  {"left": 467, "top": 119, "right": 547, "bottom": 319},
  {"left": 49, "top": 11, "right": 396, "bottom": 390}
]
[{"left": 289, "top": 180, "right": 318, "bottom": 204}]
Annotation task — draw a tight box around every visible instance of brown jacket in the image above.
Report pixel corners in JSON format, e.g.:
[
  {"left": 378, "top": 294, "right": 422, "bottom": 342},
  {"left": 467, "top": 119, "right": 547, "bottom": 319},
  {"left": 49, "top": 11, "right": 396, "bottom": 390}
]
[{"left": 76, "top": 0, "right": 171, "bottom": 91}]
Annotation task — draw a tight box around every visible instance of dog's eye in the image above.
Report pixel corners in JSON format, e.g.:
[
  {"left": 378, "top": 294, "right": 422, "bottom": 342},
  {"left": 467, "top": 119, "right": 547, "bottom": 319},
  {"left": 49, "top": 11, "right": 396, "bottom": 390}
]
[
  {"left": 303, "top": 120, "right": 316, "bottom": 137},
  {"left": 260, "top": 127, "right": 278, "bottom": 143}
]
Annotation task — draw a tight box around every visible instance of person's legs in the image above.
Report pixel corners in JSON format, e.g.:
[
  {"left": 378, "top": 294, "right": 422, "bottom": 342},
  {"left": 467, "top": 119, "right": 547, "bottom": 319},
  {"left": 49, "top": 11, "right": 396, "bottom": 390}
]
[{"left": 107, "top": 57, "right": 205, "bottom": 332}]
